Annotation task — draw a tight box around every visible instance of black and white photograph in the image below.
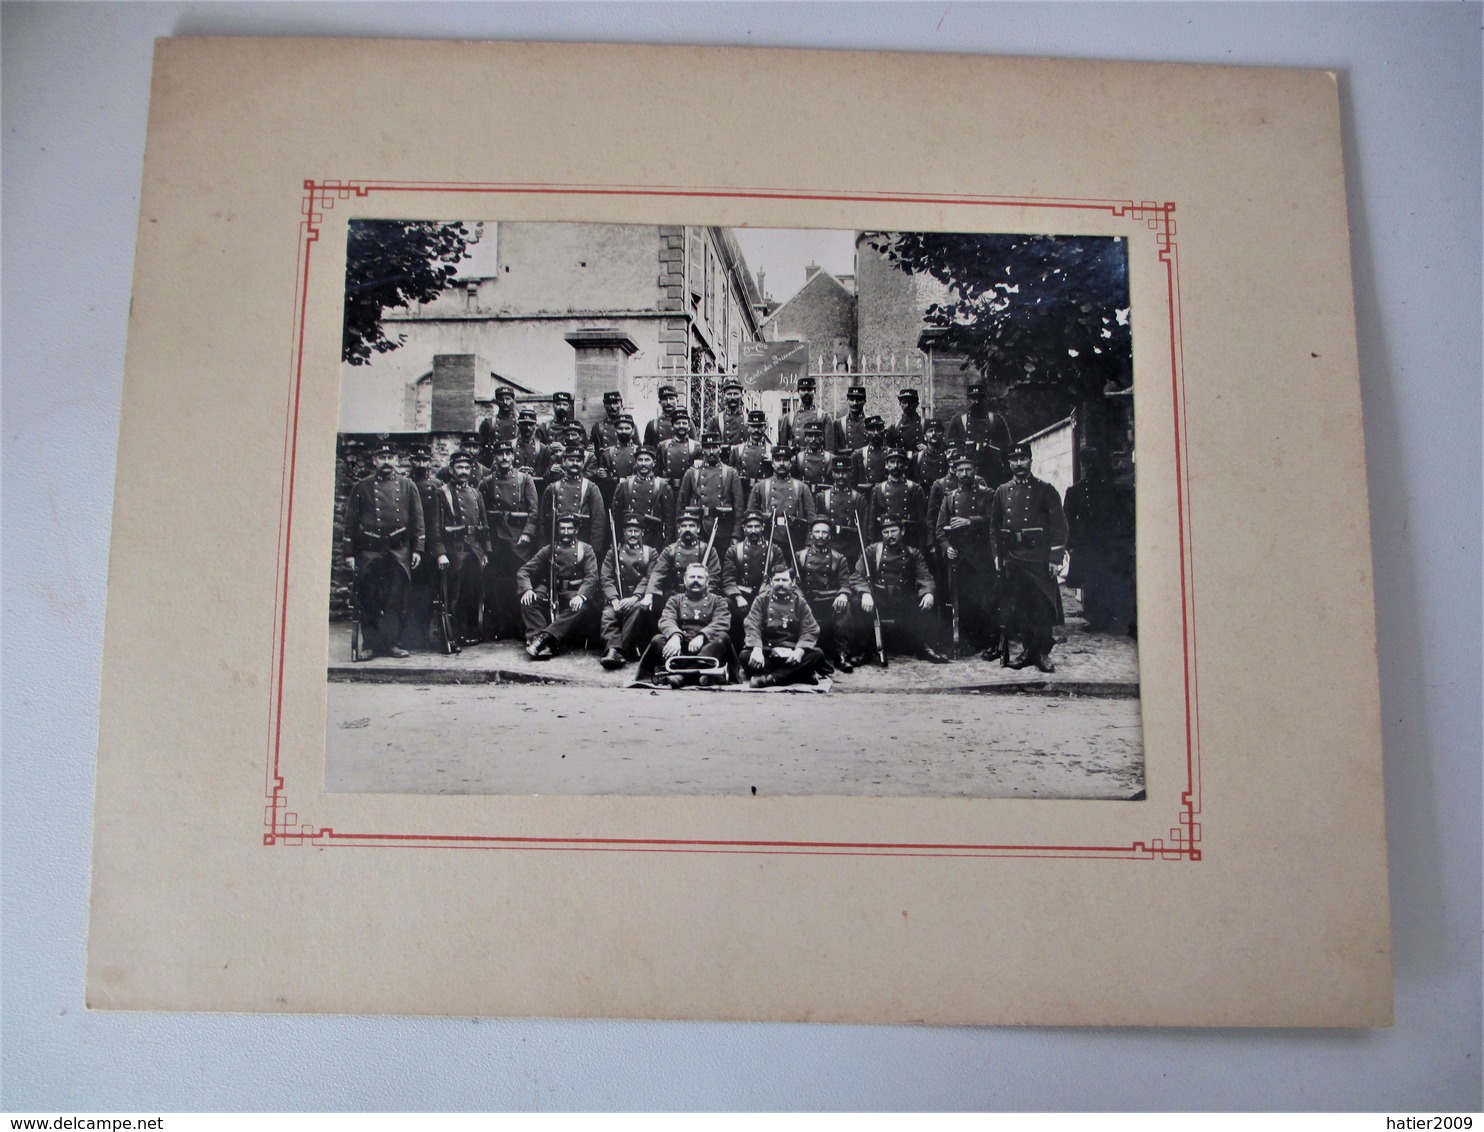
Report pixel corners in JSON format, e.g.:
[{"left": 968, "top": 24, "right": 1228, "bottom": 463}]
[{"left": 327, "top": 220, "right": 1140, "bottom": 799}]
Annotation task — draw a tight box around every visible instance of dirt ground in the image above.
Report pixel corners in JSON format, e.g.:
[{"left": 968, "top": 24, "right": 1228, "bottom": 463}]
[{"left": 325, "top": 684, "right": 1145, "bottom": 799}]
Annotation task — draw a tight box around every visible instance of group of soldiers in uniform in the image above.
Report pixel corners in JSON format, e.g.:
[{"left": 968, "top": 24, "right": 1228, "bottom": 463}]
[{"left": 342, "top": 376, "right": 1078, "bottom": 688}]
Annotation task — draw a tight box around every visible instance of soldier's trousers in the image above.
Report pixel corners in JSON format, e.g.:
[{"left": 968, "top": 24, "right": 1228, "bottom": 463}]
[
  {"left": 446, "top": 550, "right": 486, "bottom": 643},
  {"left": 727, "top": 588, "right": 759, "bottom": 647},
  {"left": 522, "top": 592, "right": 598, "bottom": 648},
  {"left": 484, "top": 539, "right": 529, "bottom": 640},
  {"left": 406, "top": 560, "right": 439, "bottom": 650},
  {"left": 637, "top": 632, "right": 734, "bottom": 682},
  {"left": 600, "top": 600, "right": 657, "bottom": 656},
  {"left": 998, "top": 562, "right": 1062, "bottom": 657},
  {"left": 804, "top": 595, "right": 858, "bottom": 660},
  {"left": 354, "top": 553, "right": 409, "bottom": 653},
  {"left": 749, "top": 646, "right": 826, "bottom": 687},
  {"left": 874, "top": 592, "right": 937, "bottom": 658},
  {"left": 947, "top": 556, "right": 999, "bottom": 648}
]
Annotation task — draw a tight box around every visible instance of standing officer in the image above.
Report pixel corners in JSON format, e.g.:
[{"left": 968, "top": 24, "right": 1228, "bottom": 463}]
[
  {"left": 937, "top": 449, "right": 1000, "bottom": 659},
  {"left": 885, "top": 387, "right": 927, "bottom": 451},
  {"left": 748, "top": 444, "right": 816, "bottom": 549},
  {"left": 482, "top": 385, "right": 519, "bottom": 446},
  {"left": 795, "top": 516, "right": 865, "bottom": 672},
  {"left": 343, "top": 442, "right": 425, "bottom": 659},
  {"left": 513, "top": 407, "right": 548, "bottom": 478},
  {"left": 814, "top": 454, "right": 871, "bottom": 558},
  {"left": 657, "top": 409, "right": 701, "bottom": 492},
  {"left": 592, "top": 414, "right": 641, "bottom": 509},
  {"left": 852, "top": 415, "right": 891, "bottom": 492},
  {"left": 590, "top": 390, "right": 627, "bottom": 452},
  {"left": 639, "top": 561, "right": 735, "bottom": 688},
  {"left": 645, "top": 505, "right": 723, "bottom": 599},
  {"left": 829, "top": 384, "right": 870, "bottom": 453},
  {"left": 404, "top": 444, "right": 448, "bottom": 651},
  {"left": 946, "top": 382, "right": 1014, "bottom": 488},
  {"left": 794, "top": 420, "right": 833, "bottom": 488},
  {"left": 516, "top": 512, "right": 600, "bottom": 660},
  {"left": 868, "top": 448, "right": 929, "bottom": 548},
  {"left": 537, "top": 390, "right": 577, "bottom": 444},
  {"left": 598, "top": 512, "right": 660, "bottom": 670},
  {"left": 779, "top": 375, "right": 833, "bottom": 450},
  {"left": 720, "top": 510, "right": 773, "bottom": 645},
  {"left": 729, "top": 409, "right": 773, "bottom": 499},
  {"left": 537, "top": 446, "right": 608, "bottom": 563},
  {"left": 990, "top": 442, "right": 1068, "bottom": 672},
  {"left": 856, "top": 513, "right": 950, "bottom": 664},
  {"left": 678, "top": 431, "right": 745, "bottom": 549},
  {"left": 742, "top": 561, "right": 826, "bottom": 689},
  {"left": 707, "top": 378, "right": 749, "bottom": 445},
  {"left": 611, "top": 445, "right": 675, "bottom": 548},
  {"left": 478, "top": 439, "right": 539, "bottom": 642},
  {"left": 914, "top": 418, "right": 953, "bottom": 488},
  {"left": 442, "top": 450, "right": 492, "bottom": 646},
  {"left": 643, "top": 383, "right": 682, "bottom": 447}
]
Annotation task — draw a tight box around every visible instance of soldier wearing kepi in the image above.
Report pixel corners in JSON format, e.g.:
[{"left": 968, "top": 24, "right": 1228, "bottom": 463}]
[
  {"left": 743, "top": 561, "right": 826, "bottom": 689},
  {"left": 645, "top": 505, "right": 723, "bottom": 599},
  {"left": 947, "top": 382, "right": 1015, "bottom": 488},
  {"left": 937, "top": 449, "right": 1001, "bottom": 660},
  {"left": 441, "top": 450, "right": 492, "bottom": 646},
  {"left": 749, "top": 443, "right": 816, "bottom": 549},
  {"left": 856, "top": 513, "right": 951, "bottom": 664},
  {"left": 657, "top": 409, "right": 701, "bottom": 492},
  {"left": 678, "top": 431, "right": 745, "bottom": 549},
  {"left": 590, "top": 390, "right": 626, "bottom": 453},
  {"left": 643, "top": 383, "right": 682, "bottom": 448},
  {"left": 729, "top": 409, "right": 773, "bottom": 499},
  {"left": 779, "top": 374, "right": 834, "bottom": 451},
  {"left": 829, "top": 384, "right": 871, "bottom": 453},
  {"left": 794, "top": 420, "right": 833, "bottom": 489},
  {"left": 815, "top": 454, "right": 871, "bottom": 558},
  {"left": 537, "top": 390, "right": 576, "bottom": 444},
  {"left": 482, "top": 385, "right": 519, "bottom": 446},
  {"left": 343, "top": 442, "right": 425, "bottom": 659},
  {"left": 852, "top": 415, "right": 891, "bottom": 492},
  {"left": 869, "top": 447, "right": 929, "bottom": 548},
  {"left": 720, "top": 510, "right": 773, "bottom": 644},
  {"left": 403, "top": 444, "right": 448, "bottom": 651},
  {"left": 592, "top": 413, "right": 641, "bottom": 509},
  {"left": 885, "top": 387, "right": 927, "bottom": 452},
  {"left": 638, "top": 561, "right": 735, "bottom": 688},
  {"left": 598, "top": 511, "right": 660, "bottom": 670},
  {"left": 537, "top": 445, "right": 607, "bottom": 563},
  {"left": 990, "top": 442, "right": 1069, "bottom": 672},
  {"left": 706, "top": 378, "right": 749, "bottom": 445},
  {"left": 611, "top": 445, "right": 675, "bottom": 549},
  {"left": 513, "top": 407, "right": 548, "bottom": 478},
  {"left": 516, "top": 512, "right": 600, "bottom": 660},
  {"left": 478, "top": 439, "right": 539, "bottom": 642},
  {"left": 914, "top": 417, "right": 953, "bottom": 488},
  {"left": 795, "top": 517, "right": 866, "bottom": 673}
]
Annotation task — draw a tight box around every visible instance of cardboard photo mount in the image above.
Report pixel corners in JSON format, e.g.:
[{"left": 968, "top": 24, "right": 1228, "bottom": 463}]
[{"left": 89, "top": 39, "right": 1390, "bottom": 1025}]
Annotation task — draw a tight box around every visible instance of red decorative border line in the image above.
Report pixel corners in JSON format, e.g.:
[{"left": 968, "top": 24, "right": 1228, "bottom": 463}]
[{"left": 264, "top": 180, "right": 1202, "bottom": 862}]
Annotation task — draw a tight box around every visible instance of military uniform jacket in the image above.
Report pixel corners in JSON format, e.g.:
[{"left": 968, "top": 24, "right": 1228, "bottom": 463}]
[
  {"left": 513, "top": 434, "right": 547, "bottom": 477},
  {"left": 658, "top": 591, "right": 730, "bottom": 642},
  {"left": 748, "top": 476, "right": 817, "bottom": 526},
  {"left": 914, "top": 444, "right": 953, "bottom": 488},
  {"left": 643, "top": 413, "right": 679, "bottom": 448},
  {"left": 989, "top": 476, "right": 1069, "bottom": 565},
  {"left": 658, "top": 437, "right": 701, "bottom": 487},
  {"left": 441, "top": 479, "right": 492, "bottom": 567},
  {"left": 935, "top": 481, "right": 995, "bottom": 564},
  {"left": 612, "top": 475, "right": 676, "bottom": 545},
  {"left": 344, "top": 472, "right": 426, "bottom": 578},
  {"left": 857, "top": 542, "right": 935, "bottom": 600},
  {"left": 706, "top": 406, "right": 749, "bottom": 445},
  {"left": 743, "top": 589, "right": 820, "bottom": 651},
  {"left": 601, "top": 543, "right": 659, "bottom": 604},
  {"left": 590, "top": 416, "right": 625, "bottom": 452},
  {"left": 485, "top": 413, "right": 519, "bottom": 444},
  {"left": 537, "top": 477, "right": 608, "bottom": 562},
  {"left": 829, "top": 411, "right": 870, "bottom": 453},
  {"left": 646, "top": 540, "right": 723, "bottom": 597},
  {"left": 516, "top": 539, "right": 600, "bottom": 604},
  {"left": 852, "top": 444, "right": 890, "bottom": 491},
  {"left": 814, "top": 486, "right": 871, "bottom": 553},
  {"left": 728, "top": 439, "right": 772, "bottom": 489},
  {"left": 795, "top": 546, "right": 863, "bottom": 600},
  {"left": 678, "top": 463, "right": 745, "bottom": 526},
  {"left": 535, "top": 413, "right": 576, "bottom": 444},
  {"left": 885, "top": 413, "right": 926, "bottom": 452},
  {"left": 409, "top": 473, "right": 448, "bottom": 560},
  {"left": 795, "top": 447, "right": 833, "bottom": 488},
  {"left": 721, "top": 538, "right": 773, "bottom": 599},
  {"left": 781, "top": 405, "right": 834, "bottom": 450},
  {"left": 946, "top": 411, "right": 1014, "bottom": 484},
  {"left": 479, "top": 468, "right": 539, "bottom": 546},
  {"left": 595, "top": 442, "right": 640, "bottom": 484},
  {"left": 869, "top": 478, "right": 929, "bottom": 546}
]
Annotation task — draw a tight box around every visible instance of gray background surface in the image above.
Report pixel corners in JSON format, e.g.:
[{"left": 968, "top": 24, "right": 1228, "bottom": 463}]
[{"left": 4, "top": 1, "right": 1480, "bottom": 1112}]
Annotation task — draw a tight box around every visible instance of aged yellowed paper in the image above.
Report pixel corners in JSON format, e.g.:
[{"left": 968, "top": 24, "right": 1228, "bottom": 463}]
[{"left": 89, "top": 38, "right": 1389, "bottom": 1024}]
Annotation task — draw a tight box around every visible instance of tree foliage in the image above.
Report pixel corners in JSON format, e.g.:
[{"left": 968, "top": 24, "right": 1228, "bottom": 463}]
[
  {"left": 863, "top": 232, "right": 1131, "bottom": 405},
  {"left": 342, "top": 220, "right": 481, "bottom": 366}
]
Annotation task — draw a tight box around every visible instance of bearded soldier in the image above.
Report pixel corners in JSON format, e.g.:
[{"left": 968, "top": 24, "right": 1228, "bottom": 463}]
[
  {"left": 885, "top": 387, "right": 926, "bottom": 452},
  {"left": 779, "top": 375, "right": 834, "bottom": 451},
  {"left": 592, "top": 414, "right": 641, "bottom": 509},
  {"left": 657, "top": 409, "right": 701, "bottom": 492},
  {"left": 728, "top": 409, "right": 773, "bottom": 499},
  {"left": 856, "top": 513, "right": 950, "bottom": 664},
  {"left": 590, "top": 390, "right": 626, "bottom": 453},
  {"left": 748, "top": 444, "right": 816, "bottom": 549},
  {"left": 516, "top": 512, "right": 600, "bottom": 660},
  {"left": 598, "top": 512, "right": 660, "bottom": 670},
  {"left": 814, "top": 454, "right": 871, "bottom": 558},
  {"left": 990, "top": 443, "right": 1069, "bottom": 672},
  {"left": 478, "top": 439, "right": 539, "bottom": 642},
  {"left": 342, "top": 442, "right": 425, "bottom": 659},
  {"left": 795, "top": 516, "right": 865, "bottom": 673},
  {"left": 637, "top": 562, "right": 735, "bottom": 688},
  {"left": 481, "top": 385, "right": 519, "bottom": 447},
  {"left": 678, "top": 431, "right": 745, "bottom": 549},
  {"left": 829, "top": 384, "right": 870, "bottom": 453},
  {"left": 643, "top": 383, "right": 682, "bottom": 448},
  {"left": 794, "top": 420, "right": 833, "bottom": 488},
  {"left": 852, "top": 415, "right": 891, "bottom": 493},
  {"left": 611, "top": 446, "right": 675, "bottom": 548},
  {"left": 537, "top": 390, "right": 576, "bottom": 445},
  {"left": 537, "top": 446, "right": 607, "bottom": 563},
  {"left": 706, "top": 378, "right": 749, "bottom": 445},
  {"left": 720, "top": 510, "right": 773, "bottom": 645},
  {"left": 937, "top": 450, "right": 1001, "bottom": 660},
  {"left": 946, "top": 382, "right": 1015, "bottom": 488},
  {"left": 513, "top": 407, "right": 548, "bottom": 478},
  {"left": 742, "top": 561, "right": 826, "bottom": 689},
  {"left": 645, "top": 506, "right": 723, "bottom": 599},
  {"left": 913, "top": 418, "right": 953, "bottom": 488},
  {"left": 868, "top": 448, "right": 929, "bottom": 549}
]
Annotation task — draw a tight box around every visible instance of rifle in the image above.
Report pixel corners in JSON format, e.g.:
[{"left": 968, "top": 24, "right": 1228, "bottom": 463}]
[
  {"left": 609, "top": 506, "right": 625, "bottom": 603},
  {"left": 436, "top": 561, "right": 460, "bottom": 654},
  {"left": 949, "top": 561, "right": 962, "bottom": 660},
  {"left": 347, "top": 560, "right": 365, "bottom": 662},
  {"left": 548, "top": 495, "right": 560, "bottom": 622},
  {"left": 854, "top": 507, "right": 887, "bottom": 669}
]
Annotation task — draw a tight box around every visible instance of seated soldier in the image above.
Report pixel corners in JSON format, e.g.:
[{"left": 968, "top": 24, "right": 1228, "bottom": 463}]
[
  {"left": 856, "top": 513, "right": 951, "bottom": 664},
  {"left": 637, "top": 562, "right": 735, "bottom": 688},
  {"left": 515, "top": 512, "right": 599, "bottom": 660},
  {"left": 721, "top": 510, "right": 773, "bottom": 645},
  {"left": 599, "top": 512, "right": 659, "bottom": 670},
  {"left": 645, "top": 505, "right": 723, "bottom": 600},
  {"left": 743, "top": 561, "right": 826, "bottom": 689},
  {"left": 795, "top": 516, "right": 866, "bottom": 673}
]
